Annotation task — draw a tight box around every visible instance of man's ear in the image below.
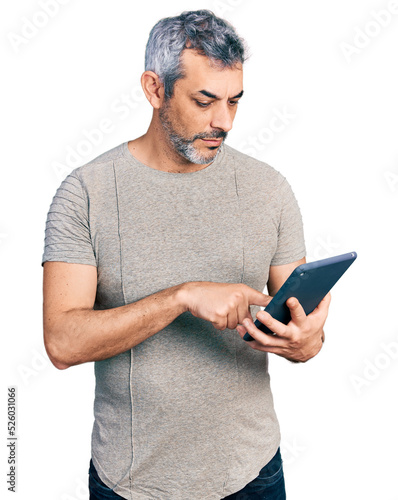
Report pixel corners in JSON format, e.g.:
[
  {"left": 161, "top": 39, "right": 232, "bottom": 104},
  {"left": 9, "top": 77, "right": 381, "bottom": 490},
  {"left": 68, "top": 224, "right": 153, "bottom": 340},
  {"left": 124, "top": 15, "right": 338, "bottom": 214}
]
[{"left": 141, "top": 71, "right": 165, "bottom": 109}]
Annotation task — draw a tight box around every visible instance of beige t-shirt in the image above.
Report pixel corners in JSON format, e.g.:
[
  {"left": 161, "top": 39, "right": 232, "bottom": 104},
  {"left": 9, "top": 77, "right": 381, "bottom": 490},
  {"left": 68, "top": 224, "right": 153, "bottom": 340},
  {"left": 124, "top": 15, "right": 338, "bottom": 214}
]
[{"left": 42, "top": 142, "right": 305, "bottom": 499}]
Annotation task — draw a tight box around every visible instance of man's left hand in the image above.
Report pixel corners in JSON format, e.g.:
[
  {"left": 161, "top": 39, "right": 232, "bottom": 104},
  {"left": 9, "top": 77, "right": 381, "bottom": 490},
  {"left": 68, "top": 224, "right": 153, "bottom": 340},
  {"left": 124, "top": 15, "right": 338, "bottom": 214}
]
[{"left": 236, "top": 293, "right": 331, "bottom": 363}]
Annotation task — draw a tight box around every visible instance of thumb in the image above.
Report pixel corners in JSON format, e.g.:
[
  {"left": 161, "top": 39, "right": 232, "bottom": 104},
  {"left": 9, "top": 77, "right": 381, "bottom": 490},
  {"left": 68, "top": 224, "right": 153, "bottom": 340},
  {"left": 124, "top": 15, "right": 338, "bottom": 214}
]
[{"left": 286, "top": 297, "right": 306, "bottom": 326}]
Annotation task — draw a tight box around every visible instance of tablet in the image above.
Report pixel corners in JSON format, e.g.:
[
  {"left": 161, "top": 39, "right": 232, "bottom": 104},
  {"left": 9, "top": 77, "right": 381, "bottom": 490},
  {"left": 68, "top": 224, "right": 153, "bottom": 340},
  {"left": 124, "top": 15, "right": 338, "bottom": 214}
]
[{"left": 243, "top": 251, "right": 357, "bottom": 341}]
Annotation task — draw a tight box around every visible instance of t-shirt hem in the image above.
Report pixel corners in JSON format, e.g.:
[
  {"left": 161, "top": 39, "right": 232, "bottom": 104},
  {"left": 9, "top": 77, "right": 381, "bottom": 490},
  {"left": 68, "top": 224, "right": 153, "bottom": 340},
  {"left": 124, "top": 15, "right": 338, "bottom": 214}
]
[
  {"left": 270, "top": 249, "right": 306, "bottom": 266},
  {"left": 91, "top": 455, "right": 130, "bottom": 499},
  {"left": 222, "top": 438, "right": 281, "bottom": 497},
  {"left": 41, "top": 256, "right": 97, "bottom": 267},
  {"left": 94, "top": 438, "right": 282, "bottom": 499}
]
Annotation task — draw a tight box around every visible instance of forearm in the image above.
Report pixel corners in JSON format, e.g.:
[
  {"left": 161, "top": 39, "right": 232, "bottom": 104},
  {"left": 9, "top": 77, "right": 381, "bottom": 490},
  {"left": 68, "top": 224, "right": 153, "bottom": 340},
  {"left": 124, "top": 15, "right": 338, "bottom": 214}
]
[
  {"left": 44, "top": 260, "right": 271, "bottom": 370},
  {"left": 44, "top": 284, "right": 187, "bottom": 369}
]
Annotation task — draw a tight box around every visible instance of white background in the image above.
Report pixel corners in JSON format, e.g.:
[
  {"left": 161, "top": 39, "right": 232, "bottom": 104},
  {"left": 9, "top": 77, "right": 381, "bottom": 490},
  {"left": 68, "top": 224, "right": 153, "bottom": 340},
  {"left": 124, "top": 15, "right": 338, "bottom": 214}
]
[{"left": 1, "top": 0, "right": 398, "bottom": 499}]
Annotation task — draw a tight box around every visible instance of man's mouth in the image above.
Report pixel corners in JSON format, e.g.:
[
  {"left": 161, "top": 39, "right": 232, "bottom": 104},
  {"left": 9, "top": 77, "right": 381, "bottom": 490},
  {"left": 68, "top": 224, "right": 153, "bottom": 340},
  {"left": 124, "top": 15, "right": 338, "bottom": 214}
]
[{"left": 201, "top": 138, "right": 223, "bottom": 146}]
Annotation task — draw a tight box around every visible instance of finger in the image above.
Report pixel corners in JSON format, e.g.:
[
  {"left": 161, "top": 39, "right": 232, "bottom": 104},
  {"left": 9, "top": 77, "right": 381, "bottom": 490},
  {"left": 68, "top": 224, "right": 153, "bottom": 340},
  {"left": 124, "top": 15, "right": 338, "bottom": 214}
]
[
  {"left": 309, "top": 294, "right": 331, "bottom": 325},
  {"left": 237, "top": 322, "right": 290, "bottom": 355},
  {"left": 241, "top": 317, "right": 285, "bottom": 348},
  {"left": 286, "top": 297, "right": 307, "bottom": 327},
  {"left": 247, "top": 289, "right": 273, "bottom": 308},
  {"left": 314, "top": 293, "right": 332, "bottom": 313},
  {"left": 226, "top": 309, "right": 238, "bottom": 330},
  {"left": 255, "top": 310, "right": 288, "bottom": 338},
  {"left": 213, "top": 317, "right": 227, "bottom": 331},
  {"left": 236, "top": 324, "right": 247, "bottom": 338},
  {"left": 236, "top": 302, "right": 250, "bottom": 325}
]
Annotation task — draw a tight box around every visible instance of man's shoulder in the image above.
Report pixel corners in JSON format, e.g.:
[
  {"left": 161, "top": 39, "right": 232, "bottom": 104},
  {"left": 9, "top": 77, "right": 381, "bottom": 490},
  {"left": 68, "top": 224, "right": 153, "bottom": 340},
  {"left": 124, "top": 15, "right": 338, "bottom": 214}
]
[
  {"left": 223, "top": 144, "right": 285, "bottom": 185},
  {"left": 74, "top": 142, "right": 125, "bottom": 177}
]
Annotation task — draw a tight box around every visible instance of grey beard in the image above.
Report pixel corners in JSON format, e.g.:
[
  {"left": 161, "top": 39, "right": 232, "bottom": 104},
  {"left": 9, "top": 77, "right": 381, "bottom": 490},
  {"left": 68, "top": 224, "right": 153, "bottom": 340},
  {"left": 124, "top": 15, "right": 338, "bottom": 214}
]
[
  {"left": 159, "top": 106, "right": 227, "bottom": 165},
  {"left": 167, "top": 132, "right": 222, "bottom": 165}
]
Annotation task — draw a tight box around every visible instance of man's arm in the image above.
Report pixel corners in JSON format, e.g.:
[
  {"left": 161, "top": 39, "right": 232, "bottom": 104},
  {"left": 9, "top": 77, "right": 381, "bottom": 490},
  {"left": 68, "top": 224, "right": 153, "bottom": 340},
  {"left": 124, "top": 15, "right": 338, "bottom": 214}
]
[
  {"left": 236, "top": 258, "right": 331, "bottom": 362},
  {"left": 43, "top": 261, "right": 271, "bottom": 370},
  {"left": 267, "top": 257, "right": 306, "bottom": 296}
]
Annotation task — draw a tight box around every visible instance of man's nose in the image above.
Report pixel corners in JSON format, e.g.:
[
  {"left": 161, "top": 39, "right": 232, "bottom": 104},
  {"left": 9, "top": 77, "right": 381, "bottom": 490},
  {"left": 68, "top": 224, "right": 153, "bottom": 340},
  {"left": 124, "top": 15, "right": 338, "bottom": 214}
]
[{"left": 210, "top": 104, "right": 234, "bottom": 132}]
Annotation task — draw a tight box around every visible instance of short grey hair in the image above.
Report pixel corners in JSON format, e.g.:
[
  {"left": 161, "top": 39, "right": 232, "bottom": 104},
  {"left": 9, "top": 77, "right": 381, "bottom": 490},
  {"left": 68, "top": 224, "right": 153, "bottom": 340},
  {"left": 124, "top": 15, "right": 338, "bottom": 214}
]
[{"left": 145, "top": 10, "right": 247, "bottom": 98}]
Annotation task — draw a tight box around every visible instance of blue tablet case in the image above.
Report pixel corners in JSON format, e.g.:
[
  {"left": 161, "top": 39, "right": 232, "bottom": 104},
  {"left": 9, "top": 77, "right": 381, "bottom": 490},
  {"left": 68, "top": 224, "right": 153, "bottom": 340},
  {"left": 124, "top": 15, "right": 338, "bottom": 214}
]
[{"left": 243, "top": 251, "right": 357, "bottom": 341}]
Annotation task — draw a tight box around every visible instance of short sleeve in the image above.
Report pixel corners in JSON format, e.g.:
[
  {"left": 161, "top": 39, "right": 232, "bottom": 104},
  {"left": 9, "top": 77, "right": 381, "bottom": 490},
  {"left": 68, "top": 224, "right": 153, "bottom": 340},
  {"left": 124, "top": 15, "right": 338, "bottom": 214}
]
[
  {"left": 42, "top": 171, "right": 96, "bottom": 266},
  {"left": 270, "top": 178, "right": 306, "bottom": 266}
]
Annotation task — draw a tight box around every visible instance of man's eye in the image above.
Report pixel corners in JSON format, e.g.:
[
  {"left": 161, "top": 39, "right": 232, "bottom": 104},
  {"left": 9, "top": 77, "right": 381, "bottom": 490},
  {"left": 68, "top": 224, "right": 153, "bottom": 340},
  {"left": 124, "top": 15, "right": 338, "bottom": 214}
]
[
  {"left": 196, "top": 101, "right": 211, "bottom": 108},
  {"left": 229, "top": 100, "right": 239, "bottom": 106}
]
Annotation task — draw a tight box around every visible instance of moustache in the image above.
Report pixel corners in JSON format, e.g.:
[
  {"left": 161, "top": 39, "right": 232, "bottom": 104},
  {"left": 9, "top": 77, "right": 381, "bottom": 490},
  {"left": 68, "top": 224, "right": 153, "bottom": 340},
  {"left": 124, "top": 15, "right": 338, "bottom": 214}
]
[{"left": 193, "top": 131, "right": 228, "bottom": 141}]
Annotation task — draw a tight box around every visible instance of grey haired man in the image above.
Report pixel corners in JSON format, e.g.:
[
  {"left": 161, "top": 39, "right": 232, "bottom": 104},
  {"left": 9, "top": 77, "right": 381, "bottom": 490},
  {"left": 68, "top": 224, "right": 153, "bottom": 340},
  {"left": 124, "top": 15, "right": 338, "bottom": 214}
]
[{"left": 42, "top": 10, "right": 329, "bottom": 500}]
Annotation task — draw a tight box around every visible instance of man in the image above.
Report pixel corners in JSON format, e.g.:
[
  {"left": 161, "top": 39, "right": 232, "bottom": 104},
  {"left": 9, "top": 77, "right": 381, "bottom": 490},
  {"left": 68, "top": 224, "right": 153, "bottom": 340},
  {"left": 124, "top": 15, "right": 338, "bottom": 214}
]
[{"left": 42, "top": 10, "right": 330, "bottom": 500}]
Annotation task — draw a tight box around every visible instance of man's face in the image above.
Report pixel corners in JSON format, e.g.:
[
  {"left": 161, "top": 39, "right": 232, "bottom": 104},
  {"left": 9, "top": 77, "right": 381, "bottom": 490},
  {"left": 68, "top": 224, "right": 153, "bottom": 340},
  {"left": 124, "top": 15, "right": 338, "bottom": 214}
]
[{"left": 158, "top": 50, "right": 244, "bottom": 165}]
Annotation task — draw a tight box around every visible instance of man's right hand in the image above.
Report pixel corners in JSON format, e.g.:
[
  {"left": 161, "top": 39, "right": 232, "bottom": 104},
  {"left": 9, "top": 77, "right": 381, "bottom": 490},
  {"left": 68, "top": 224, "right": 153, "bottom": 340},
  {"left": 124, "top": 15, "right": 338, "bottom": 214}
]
[
  {"left": 43, "top": 262, "right": 271, "bottom": 369},
  {"left": 179, "top": 282, "right": 272, "bottom": 331}
]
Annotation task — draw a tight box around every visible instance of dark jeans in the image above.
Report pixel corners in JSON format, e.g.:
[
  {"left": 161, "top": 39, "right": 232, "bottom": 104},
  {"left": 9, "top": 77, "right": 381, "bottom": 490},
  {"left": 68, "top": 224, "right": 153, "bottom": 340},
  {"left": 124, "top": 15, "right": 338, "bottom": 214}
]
[
  {"left": 88, "top": 448, "right": 286, "bottom": 499},
  {"left": 222, "top": 448, "right": 286, "bottom": 500}
]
